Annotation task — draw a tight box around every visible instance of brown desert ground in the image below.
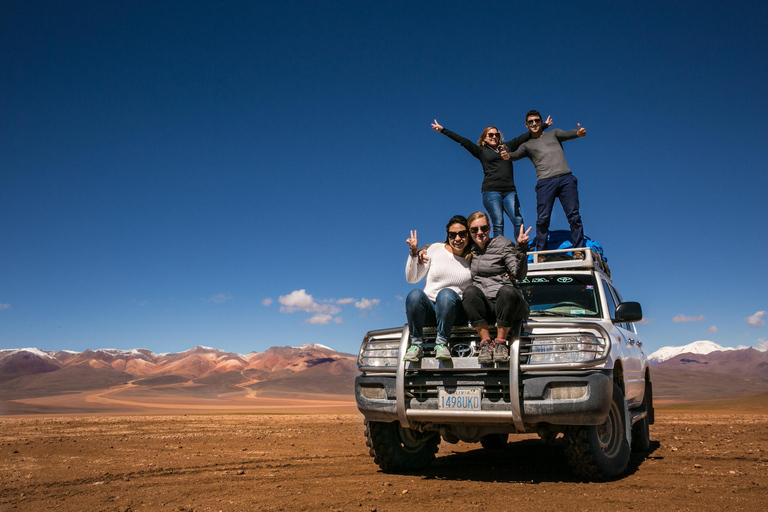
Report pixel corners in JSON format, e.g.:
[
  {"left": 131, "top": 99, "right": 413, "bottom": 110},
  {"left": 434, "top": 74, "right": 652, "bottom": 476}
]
[{"left": 2, "top": 395, "right": 768, "bottom": 512}]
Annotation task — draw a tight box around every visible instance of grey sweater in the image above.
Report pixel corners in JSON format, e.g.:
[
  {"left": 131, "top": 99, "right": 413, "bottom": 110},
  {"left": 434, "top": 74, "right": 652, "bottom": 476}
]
[
  {"left": 505, "top": 129, "right": 579, "bottom": 180},
  {"left": 470, "top": 236, "right": 528, "bottom": 300}
]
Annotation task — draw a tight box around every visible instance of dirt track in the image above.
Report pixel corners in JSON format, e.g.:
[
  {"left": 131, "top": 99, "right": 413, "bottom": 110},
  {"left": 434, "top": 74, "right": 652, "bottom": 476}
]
[{"left": 2, "top": 411, "right": 767, "bottom": 511}]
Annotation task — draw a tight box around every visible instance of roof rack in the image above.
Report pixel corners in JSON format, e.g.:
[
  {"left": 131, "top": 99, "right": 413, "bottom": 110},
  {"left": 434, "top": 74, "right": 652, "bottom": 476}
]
[{"left": 528, "top": 247, "right": 611, "bottom": 277}]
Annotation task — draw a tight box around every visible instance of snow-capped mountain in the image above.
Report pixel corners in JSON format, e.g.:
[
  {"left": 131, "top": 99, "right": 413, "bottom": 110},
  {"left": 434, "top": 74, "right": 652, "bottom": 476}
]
[{"left": 648, "top": 340, "right": 735, "bottom": 365}]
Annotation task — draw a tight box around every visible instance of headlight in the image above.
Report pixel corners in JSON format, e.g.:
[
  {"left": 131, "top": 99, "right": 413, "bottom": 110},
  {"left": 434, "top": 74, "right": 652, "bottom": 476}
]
[
  {"left": 358, "top": 333, "right": 400, "bottom": 368},
  {"left": 527, "top": 335, "right": 605, "bottom": 364}
]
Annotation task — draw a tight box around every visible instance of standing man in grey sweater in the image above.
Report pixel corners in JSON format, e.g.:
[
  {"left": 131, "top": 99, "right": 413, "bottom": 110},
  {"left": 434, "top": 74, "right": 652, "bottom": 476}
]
[{"left": 501, "top": 110, "right": 587, "bottom": 252}]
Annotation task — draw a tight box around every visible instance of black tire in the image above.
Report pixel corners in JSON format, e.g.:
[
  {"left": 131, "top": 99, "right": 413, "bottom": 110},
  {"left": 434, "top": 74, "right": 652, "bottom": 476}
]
[
  {"left": 631, "top": 379, "right": 652, "bottom": 453},
  {"left": 364, "top": 420, "right": 440, "bottom": 472},
  {"left": 564, "top": 382, "right": 631, "bottom": 480},
  {"left": 480, "top": 433, "right": 509, "bottom": 450}
]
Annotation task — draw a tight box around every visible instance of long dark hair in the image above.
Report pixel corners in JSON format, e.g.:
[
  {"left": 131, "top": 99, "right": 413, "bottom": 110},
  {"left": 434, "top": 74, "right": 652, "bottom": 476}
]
[{"left": 444, "top": 215, "right": 472, "bottom": 259}]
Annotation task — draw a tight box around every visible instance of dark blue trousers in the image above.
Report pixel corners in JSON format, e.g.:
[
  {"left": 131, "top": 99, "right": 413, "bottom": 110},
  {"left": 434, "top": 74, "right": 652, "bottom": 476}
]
[{"left": 535, "top": 173, "right": 584, "bottom": 251}]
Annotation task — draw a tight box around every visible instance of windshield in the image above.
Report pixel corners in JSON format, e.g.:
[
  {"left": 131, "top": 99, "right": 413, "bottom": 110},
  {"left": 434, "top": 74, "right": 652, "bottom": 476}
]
[{"left": 520, "top": 274, "right": 602, "bottom": 318}]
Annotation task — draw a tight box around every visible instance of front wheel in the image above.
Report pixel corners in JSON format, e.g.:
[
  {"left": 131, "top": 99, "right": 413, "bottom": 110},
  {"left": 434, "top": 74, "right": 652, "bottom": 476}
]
[
  {"left": 564, "top": 382, "right": 631, "bottom": 480},
  {"left": 364, "top": 420, "right": 440, "bottom": 472}
]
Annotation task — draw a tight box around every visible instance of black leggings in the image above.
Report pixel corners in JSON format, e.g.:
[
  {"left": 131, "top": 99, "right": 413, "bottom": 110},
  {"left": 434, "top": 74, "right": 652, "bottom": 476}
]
[{"left": 462, "top": 285, "right": 529, "bottom": 328}]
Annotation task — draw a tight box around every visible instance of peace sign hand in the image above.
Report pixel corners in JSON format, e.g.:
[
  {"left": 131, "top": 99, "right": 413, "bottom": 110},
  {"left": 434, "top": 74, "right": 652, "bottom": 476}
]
[
  {"left": 517, "top": 224, "right": 532, "bottom": 245},
  {"left": 407, "top": 230, "right": 419, "bottom": 256}
]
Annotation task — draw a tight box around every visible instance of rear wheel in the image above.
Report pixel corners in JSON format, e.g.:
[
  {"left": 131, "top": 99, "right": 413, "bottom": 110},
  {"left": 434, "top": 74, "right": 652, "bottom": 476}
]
[
  {"left": 564, "top": 382, "right": 631, "bottom": 480},
  {"left": 364, "top": 420, "right": 440, "bottom": 472},
  {"left": 480, "top": 433, "right": 509, "bottom": 450}
]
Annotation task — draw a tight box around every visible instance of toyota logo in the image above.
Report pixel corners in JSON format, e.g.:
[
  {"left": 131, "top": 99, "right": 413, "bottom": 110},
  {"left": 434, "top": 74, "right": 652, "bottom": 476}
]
[{"left": 451, "top": 343, "right": 475, "bottom": 357}]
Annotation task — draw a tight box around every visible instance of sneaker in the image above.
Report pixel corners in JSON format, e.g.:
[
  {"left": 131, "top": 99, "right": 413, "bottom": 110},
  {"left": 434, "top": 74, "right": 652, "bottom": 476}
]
[
  {"left": 403, "top": 344, "right": 423, "bottom": 362},
  {"left": 493, "top": 341, "right": 509, "bottom": 363},
  {"left": 478, "top": 340, "right": 494, "bottom": 364},
  {"left": 434, "top": 343, "right": 451, "bottom": 360}
]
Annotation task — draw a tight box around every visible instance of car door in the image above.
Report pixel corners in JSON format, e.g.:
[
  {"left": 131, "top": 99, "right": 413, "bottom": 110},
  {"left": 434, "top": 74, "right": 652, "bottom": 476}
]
[{"left": 603, "top": 280, "right": 644, "bottom": 405}]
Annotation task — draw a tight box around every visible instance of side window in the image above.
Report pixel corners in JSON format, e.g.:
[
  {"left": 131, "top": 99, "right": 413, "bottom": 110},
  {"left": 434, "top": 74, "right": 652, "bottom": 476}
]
[
  {"left": 603, "top": 279, "right": 617, "bottom": 320},
  {"left": 606, "top": 283, "right": 632, "bottom": 331}
]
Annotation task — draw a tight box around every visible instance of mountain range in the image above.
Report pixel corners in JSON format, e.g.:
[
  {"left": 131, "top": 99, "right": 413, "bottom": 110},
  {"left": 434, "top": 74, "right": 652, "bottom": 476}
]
[
  {"left": 2, "top": 341, "right": 767, "bottom": 414},
  {"left": 648, "top": 340, "right": 768, "bottom": 378},
  {"left": 0, "top": 344, "right": 358, "bottom": 415}
]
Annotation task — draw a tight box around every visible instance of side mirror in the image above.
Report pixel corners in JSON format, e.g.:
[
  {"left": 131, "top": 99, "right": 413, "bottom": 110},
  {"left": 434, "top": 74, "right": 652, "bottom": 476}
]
[{"left": 614, "top": 302, "right": 642, "bottom": 323}]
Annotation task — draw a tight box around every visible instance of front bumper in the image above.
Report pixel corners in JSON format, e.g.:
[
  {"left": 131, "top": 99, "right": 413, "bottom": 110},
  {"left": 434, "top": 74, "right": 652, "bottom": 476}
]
[{"left": 355, "top": 370, "right": 613, "bottom": 428}]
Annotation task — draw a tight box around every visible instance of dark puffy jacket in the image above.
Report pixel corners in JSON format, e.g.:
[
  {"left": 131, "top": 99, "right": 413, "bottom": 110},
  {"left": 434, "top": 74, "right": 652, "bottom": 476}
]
[{"left": 470, "top": 236, "right": 528, "bottom": 299}]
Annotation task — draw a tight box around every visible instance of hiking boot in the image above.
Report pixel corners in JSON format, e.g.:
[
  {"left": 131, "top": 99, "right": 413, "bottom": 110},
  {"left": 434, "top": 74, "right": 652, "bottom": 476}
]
[
  {"left": 434, "top": 343, "right": 451, "bottom": 360},
  {"left": 493, "top": 341, "right": 509, "bottom": 363},
  {"left": 403, "top": 344, "right": 423, "bottom": 362},
  {"left": 478, "top": 340, "right": 494, "bottom": 364}
]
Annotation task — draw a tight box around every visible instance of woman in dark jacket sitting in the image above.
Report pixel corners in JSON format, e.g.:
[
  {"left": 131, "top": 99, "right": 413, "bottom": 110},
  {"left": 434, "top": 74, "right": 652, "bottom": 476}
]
[{"left": 463, "top": 211, "right": 531, "bottom": 364}]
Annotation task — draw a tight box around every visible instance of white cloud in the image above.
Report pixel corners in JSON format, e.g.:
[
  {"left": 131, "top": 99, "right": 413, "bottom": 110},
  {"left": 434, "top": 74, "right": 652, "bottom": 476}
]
[
  {"left": 705, "top": 325, "right": 718, "bottom": 333},
  {"left": 636, "top": 317, "right": 654, "bottom": 325},
  {"left": 261, "top": 297, "right": 273, "bottom": 307},
  {"left": 138, "top": 300, "right": 149, "bottom": 307},
  {"left": 745, "top": 310, "right": 766, "bottom": 328},
  {"left": 355, "top": 298, "right": 381, "bottom": 311},
  {"left": 0, "top": 303, "right": 10, "bottom": 311},
  {"left": 395, "top": 295, "right": 404, "bottom": 301},
  {"left": 305, "top": 314, "right": 333, "bottom": 325},
  {"left": 278, "top": 289, "right": 340, "bottom": 315},
  {"left": 277, "top": 290, "right": 378, "bottom": 324},
  {"left": 756, "top": 338, "right": 768, "bottom": 352},
  {"left": 673, "top": 314, "right": 705, "bottom": 323},
  {"left": 209, "top": 293, "right": 232, "bottom": 304}
]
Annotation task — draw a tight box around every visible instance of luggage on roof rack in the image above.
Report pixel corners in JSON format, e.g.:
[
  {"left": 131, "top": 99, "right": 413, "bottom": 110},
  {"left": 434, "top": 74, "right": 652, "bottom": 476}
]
[{"left": 527, "top": 230, "right": 611, "bottom": 277}]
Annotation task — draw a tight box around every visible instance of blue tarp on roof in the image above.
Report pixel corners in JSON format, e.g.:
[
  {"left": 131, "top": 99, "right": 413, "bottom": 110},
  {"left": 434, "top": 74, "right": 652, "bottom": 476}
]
[{"left": 528, "top": 230, "right": 607, "bottom": 263}]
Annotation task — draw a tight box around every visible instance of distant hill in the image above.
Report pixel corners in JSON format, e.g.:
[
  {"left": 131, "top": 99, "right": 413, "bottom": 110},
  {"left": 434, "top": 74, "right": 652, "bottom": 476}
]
[
  {"left": 0, "top": 345, "right": 358, "bottom": 409},
  {"left": 648, "top": 340, "right": 737, "bottom": 365}
]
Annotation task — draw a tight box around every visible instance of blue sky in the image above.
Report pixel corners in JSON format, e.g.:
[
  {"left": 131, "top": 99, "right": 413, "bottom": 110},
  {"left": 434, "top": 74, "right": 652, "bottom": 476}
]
[{"left": 2, "top": 1, "right": 766, "bottom": 356}]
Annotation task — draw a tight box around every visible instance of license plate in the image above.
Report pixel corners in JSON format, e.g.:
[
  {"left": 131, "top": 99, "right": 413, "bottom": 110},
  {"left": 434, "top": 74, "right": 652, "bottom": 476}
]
[{"left": 438, "top": 387, "right": 481, "bottom": 411}]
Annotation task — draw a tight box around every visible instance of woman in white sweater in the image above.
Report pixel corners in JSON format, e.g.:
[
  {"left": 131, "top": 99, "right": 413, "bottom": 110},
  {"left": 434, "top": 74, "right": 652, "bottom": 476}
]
[{"left": 403, "top": 215, "right": 473, "bottom": 361}]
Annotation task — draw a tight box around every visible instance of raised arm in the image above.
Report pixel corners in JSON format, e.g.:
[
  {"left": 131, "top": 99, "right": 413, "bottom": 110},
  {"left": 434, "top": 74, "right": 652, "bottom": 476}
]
[
  {"left": 405, "top": 230, "right": 430, "bottom": 283},
  {"left": 431, "top": 119, "right": 482, "bottom": 159},
  {"left": 555, "top": 123, "right": 586, "bottom": 142}
]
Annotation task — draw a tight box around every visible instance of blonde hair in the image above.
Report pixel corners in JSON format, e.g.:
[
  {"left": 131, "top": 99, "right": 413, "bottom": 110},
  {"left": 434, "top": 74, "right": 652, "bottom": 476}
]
[
  {"left": 477, "top": 126, "right": 504, "bottom": 147},
  {"left": 467, "top": 211, "right": 489, "bottom": 227},
  {"left": 466, "top": 211, "right": 490, "bottom": 260}
]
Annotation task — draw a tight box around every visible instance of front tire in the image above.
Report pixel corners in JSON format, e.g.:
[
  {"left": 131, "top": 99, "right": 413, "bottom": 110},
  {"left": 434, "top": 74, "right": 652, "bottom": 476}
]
[
  {"left": 364, "top": 420, "right": 440, "bottom": 472},
  {"left": 564, "top": 382, "right": 631, "bottom": 480}
]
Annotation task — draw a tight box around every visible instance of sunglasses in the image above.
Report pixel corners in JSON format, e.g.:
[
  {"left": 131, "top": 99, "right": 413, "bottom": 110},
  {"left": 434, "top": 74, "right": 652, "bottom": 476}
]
[
  {"left": 469, "top": 224, "right": 490, "bottom": 234},
  {"left": 486, "top": 132, "right": 500, "bottom": 138},
  {"left": 526, "top": 119, "right": 542, "bottom": 126},
  {"left": 447, "top": 230, "right": 468, "bottom": 240}
]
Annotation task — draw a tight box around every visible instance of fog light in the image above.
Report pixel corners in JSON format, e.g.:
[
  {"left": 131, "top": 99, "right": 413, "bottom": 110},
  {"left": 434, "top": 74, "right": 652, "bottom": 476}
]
[
  {"left": 547, "top": 384, "right": 587, "bottom": 400},
  {"left": 360, "top": 386, "right": 387, "bottom": 400}
]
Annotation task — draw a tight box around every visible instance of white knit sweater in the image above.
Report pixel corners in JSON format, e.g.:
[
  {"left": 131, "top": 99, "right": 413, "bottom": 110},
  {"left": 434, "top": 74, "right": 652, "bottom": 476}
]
[{"left": 405, "top": 243, "right": 472, "bottom": 301}]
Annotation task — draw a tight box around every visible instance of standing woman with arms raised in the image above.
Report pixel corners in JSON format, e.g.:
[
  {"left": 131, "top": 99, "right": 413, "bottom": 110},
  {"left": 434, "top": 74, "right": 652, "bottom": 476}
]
[
  {"left": 431, "top": 117, "right": 550, "bottom": 238},
  {"left": 463, "top": 211, "right": 531, "bottom": 364},
  {"left": 403, "top": 215, "right": 473, "bottom": 362}
]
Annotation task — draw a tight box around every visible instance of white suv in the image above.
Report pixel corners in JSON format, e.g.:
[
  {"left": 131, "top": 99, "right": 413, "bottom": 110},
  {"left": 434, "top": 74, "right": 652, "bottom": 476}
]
[{"left": 355, "top": 247, "right": 653, "bottom": 480}]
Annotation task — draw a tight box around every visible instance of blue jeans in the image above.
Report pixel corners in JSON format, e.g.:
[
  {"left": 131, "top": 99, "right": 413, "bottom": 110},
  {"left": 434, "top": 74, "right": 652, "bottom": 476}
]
[
  {"left": 405, "top": 288, "right": 467, "bottom": 344},
  {"left": 482, "top": 190, "right": 523, "bottom": 239},
  {"left": 535, "top": 173, "right": 584, "bottom": 251}
]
